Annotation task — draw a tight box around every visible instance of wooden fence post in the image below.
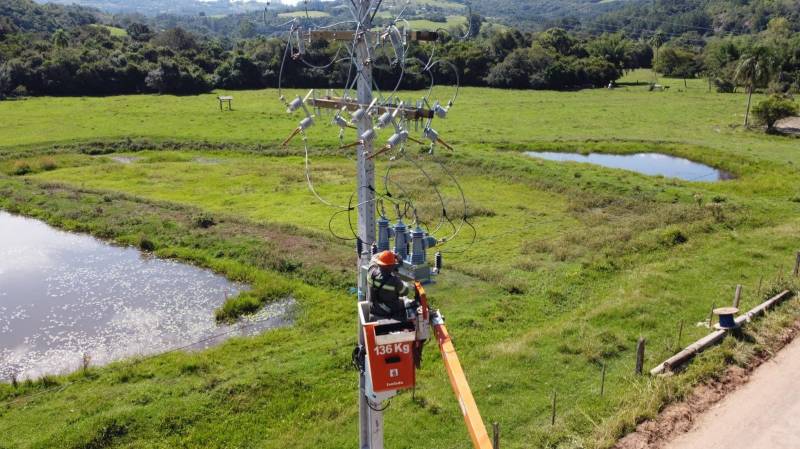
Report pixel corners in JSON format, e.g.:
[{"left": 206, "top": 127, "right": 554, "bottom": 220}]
[
  {"left": 733, "top": 284, "right": 743, "bottom": 308},
  {"left": 757, "top": 276, "right": 764, "bottom": 299},
  {"left": 794, "top": 251, "right": 800, "bottom": 277},
  {"left": 492, "top": 422, "right": 500, "bottom": 449},
  {"left": 635, "top": 338, "right": 646, "bottom": 375},
  {"left": 708, "top": 303, "right": 716, "bottom": 326},
  {"left": 600, "top": 363, "right": 607, "bottom": 397}
]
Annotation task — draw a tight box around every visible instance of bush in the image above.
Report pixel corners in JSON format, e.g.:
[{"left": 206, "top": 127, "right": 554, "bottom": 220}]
[
  {"left": 39, "top": 157, "right": 57, "bottom": 171},
  {"left": 654, "top": 47, "right": 700, "bottom": 78},
  {"left": 752, "top": 95, "right": 799, "bottom": 131},
  {"left": 12, "top": 160, "right": 31, "bottom": 175},
  {"left": 659, "top": 227, "right": 688, "bottom": 247},
  {"left": 193, "top": 213, "right": 216, "bottom": 229},
  {"left": 714, "top": 77, "right": 735, "bottom": 93},
  {"left": 138, "top": 235, "right": 156, "bottom": 251}
]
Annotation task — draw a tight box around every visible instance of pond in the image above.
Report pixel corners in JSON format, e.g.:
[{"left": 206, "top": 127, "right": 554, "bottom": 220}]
[
  {"left": 525, "top": 152, "right": 733, "bottom": 182},
  {"left": 0, "top": 211, "right": 290, "bottom": 380}
]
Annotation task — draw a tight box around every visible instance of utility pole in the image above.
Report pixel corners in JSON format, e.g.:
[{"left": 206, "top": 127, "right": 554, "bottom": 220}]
[
  {"left": 354, "top": 2, "right": 379, "bottom": 448},
  {"left": 285, "top": 3, "right": 453, "bottom": 448}
]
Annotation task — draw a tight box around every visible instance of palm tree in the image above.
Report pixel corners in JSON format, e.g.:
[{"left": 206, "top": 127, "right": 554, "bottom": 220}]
[
  {"left": 52, "top": 29, "right": 69, "bottom": 50},
  {"left": 649, "top": 31, "right": 665, "bottom": 83},
  {"left": 734, "top": 46, "right": 775, "bottom": 127}
]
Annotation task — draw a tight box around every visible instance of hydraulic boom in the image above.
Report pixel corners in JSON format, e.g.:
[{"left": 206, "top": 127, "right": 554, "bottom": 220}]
[{"left": 417, "top": 284, "right": 493, "bottom": 449}]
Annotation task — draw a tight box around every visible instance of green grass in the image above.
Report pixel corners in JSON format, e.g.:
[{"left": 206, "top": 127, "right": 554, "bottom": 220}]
[
  {"left": 406, "top": 15, "right": 467, "bottom": 30},
  {"left": 90, "top": 24, "right": 128, "bottom": 37},
  {"left": 1, "top": 73, "right": 800, "bottom": 448}
]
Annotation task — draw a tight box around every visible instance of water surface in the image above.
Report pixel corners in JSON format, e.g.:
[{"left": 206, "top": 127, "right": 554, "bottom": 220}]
[
  {"left": 526, "top": 152, "right": 732, "bottom": 182},
  {"left": 0, "top": 211, "right": 288, "bottom": 380}
]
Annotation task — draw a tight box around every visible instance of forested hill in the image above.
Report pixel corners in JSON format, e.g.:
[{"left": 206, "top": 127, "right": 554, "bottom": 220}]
[
  {"left": 38, "top": 0, "right": 271, "bottom": 16},
  {"left": 587, "top": 0, "right": 800, "bottom": 38},
  {"left": 472, "top": 0, "right": 637, "bottom": 29},
  {"left": 33, "top": 0, "right": 637, "bottom": 29},
  {"left": 0, "top": 0, "right": 100, "bottom": 34}
]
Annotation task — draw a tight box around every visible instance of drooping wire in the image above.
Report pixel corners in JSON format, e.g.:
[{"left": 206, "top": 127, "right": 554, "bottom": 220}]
[
  {"left": 402, "top": 152, "right": 451, "bottom": 234},
  {"left": 303, "top": 134, "right": 349, "bottom": 210},
  {"left": 277, "top": 0, "right": 472, "bottom": 250}
]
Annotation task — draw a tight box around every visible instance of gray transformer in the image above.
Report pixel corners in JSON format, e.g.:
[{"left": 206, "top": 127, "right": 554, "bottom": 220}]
[{"left": 375, "top": 218, "right": 439, "bottom": 284}]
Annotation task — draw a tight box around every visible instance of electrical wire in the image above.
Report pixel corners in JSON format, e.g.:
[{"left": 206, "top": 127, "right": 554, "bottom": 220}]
[
  {"left": 277, "top": 0, "right": 470, "bottom": 251},
  {"left": 303, "top": 135, "right": 350, "bottom": 210}
]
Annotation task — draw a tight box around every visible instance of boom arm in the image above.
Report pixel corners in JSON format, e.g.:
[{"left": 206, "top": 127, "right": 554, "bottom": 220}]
[{"left": 416, "top": 284, "right": 493, "bottom": 449}]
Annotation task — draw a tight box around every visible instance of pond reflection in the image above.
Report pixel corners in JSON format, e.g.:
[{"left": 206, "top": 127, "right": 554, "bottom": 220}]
[{"left": 0, "top": 211, "right": 289, "bottom": 380}]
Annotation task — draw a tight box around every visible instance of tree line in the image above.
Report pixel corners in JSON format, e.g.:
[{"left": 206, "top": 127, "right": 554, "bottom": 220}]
[{"left": 0, "top": 20, "right": 651, "bottom": 98}]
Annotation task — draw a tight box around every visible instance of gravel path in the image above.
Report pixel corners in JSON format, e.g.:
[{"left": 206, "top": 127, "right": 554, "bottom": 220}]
[{"left": 665, "top": 337, "right": 800, "bottom": 449}]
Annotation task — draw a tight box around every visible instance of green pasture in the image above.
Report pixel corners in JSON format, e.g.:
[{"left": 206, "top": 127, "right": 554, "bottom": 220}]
[
  {"left": 89, "top": 24, "right": 129, "bottom": 37},
  {"left": 0, "top": 76, "right": 799, "bottom": 448},
  {"left": 277, "top": 10, "right": 331, "bottom": 18}
]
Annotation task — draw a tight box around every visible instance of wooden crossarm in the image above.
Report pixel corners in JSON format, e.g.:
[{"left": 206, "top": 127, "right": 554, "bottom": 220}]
[
  {"left": 306, "top": 30, "right": 439, "bottom": 42},
  {"left": 308, "top": 96, "right": 434, "bottom": 121}
]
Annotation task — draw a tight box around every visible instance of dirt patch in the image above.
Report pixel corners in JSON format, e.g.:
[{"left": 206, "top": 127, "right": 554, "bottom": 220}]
[{"left": 614, "top": 319, "right": 800, "bottom": 449}]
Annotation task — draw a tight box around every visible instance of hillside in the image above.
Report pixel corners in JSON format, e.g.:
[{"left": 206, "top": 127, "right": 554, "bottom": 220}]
[
  {"left": 33, "top": 0, "right": 637, "bottom": 29},
  {"left": 36, "top": 0, "right": 272, "bottom": 16},
  {"left": 472, "top": 0, "right": 636, "bottom": 29},
  {"left": 588, "top": 0, "right": 800, "bottom": 37},
  {"left": 0, "top": 0, "right": 99, "bottom": 33}
]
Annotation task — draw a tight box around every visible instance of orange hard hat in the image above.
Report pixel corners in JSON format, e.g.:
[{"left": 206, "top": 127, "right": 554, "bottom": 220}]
[{"left": 376, "top": 250, "right": 398, "bottom": 267}]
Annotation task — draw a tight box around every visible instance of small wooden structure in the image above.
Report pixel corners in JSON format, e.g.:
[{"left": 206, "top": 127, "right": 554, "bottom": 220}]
[{"left": 218, "top": 96, "right": 233, "bottom": 111}]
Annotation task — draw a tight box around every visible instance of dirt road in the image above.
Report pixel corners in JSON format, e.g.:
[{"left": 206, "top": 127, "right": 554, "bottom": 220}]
[{"left": 666, "top": 337, "right": 800, "bottom": 449}]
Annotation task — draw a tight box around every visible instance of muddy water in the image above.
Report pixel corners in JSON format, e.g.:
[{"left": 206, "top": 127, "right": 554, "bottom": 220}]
[
  {"left": 0, "top": 211, "right": 289, "bottom": 380},
  {"left": 526, "top": 152, "right": 733, "bottom": 182}
]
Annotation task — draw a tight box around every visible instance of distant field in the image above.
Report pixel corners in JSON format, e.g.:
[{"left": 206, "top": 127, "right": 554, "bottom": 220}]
[
  {"left": 373, "top": 13, "right": 466, "bottom": 30},
  {"left": 89, "top": 24, "right": 128, "bottom": 37},
  {"left": 1, "top": 75, "right": 799, "bottom": 448},
  {"left": 406, "top": 15, "right": 467, "bottom": 30},
  {"left": 380, "top": 0, "right": 465, "bottom": 11},
  {"left": 277, "top": 10, "right": 331, "bottom": 18}
]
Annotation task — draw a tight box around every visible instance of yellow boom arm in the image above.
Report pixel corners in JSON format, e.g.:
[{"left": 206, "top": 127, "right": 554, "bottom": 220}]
[
  {"left": 415, "top": 282, "right": 492, "bottom": 449},
  {"left": 433, "top": 321, "right": 493, "bottom": 449}
]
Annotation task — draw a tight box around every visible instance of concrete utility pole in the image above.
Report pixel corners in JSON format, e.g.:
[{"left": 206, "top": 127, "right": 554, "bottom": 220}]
[
  {"left": 354, "top": 2, "right": 378, "bottom": 448},
  {"left": 301, "top": 4, "right": 442, "bottom": 447}
]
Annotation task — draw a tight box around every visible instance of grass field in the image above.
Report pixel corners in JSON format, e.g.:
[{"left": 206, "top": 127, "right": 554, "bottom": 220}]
[
  {"left": 90, "top": 24, "right": 128, "bottom": 37},
  {"left": 373, "top": 13, "right": 467, "bottom": 31},
  {"left": 277, "top": 10, "right": 331, "bottom": 18},
  {"left": 0, "top": 73, "right": 799, "bottom": 448}
]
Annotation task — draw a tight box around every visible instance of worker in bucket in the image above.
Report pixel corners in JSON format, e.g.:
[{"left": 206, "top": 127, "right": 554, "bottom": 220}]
[{"left": 368, "top": 250, "right": 410, "bottom": 321}]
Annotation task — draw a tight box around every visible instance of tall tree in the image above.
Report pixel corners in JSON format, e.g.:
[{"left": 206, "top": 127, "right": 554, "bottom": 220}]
[
  {"left": 0, "top": 63, "right": 11, "bottom": 98},
  {"left": 52, "top": 28, "right": 69, "bottom": 49},
  {"left": 734, "top": 45, "right": 776, "bottom": 127},
  {"left": 649, "top": 31, "right": 665, "bottom": 83}
]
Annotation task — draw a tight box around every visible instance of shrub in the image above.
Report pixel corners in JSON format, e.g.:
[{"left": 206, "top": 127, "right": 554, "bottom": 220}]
[
  {"left": 714, "top": 77, "right": 735, "bottom": 93},
  {"left": 12, "top": 160, "right": 31, "bottom": 175},
  {"left": 193, "top": 213, "right": 215, "bottom": 229},
  {"left": 39, "top": 157, "right": 57, "bottom": 171},
  {"left": 138, "top": 235, "right": 155, "bottom": 251},
  {"left": 659, "top": 227, "right": 688, "bottom": 247},
  {"left": 752, "top": 95, "right": 799, "bottom": 131}
]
